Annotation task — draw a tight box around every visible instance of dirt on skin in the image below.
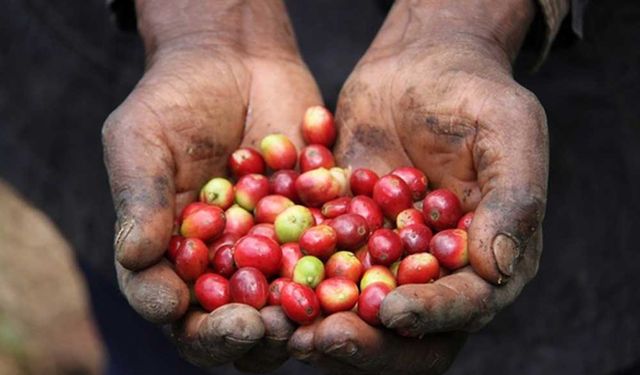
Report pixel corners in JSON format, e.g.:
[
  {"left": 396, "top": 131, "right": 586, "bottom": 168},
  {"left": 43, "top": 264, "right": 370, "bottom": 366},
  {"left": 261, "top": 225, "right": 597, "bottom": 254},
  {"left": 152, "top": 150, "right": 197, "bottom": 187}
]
[{"left": 0, "top": 180, "right": 105, "bottom": 375}]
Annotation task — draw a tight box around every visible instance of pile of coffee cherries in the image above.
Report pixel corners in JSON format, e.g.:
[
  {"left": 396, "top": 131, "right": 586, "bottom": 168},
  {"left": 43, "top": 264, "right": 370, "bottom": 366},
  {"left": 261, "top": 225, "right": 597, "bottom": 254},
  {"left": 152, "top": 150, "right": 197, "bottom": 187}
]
[{"left": 166, "top": 106, "right": 474, "bottom": 326}]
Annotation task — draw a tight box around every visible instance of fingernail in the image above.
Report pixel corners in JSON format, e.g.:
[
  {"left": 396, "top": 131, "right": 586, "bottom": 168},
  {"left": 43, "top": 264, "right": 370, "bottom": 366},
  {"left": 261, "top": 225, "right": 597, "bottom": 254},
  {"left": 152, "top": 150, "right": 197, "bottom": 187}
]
[
  {"left": 492, "top": 234, "right": 519, "bottom": 277},
  {"left": 288, "top": 331, "right": 315, "bottom": 360},
  {"left": 114, "top": 218, "right": 134, "bottom": 257},
  {"left": 325, "top": 340, "right": 358, "bottom": 358},
  {"left": 386, "top": 312, "right": 418, "bottom": 330}
]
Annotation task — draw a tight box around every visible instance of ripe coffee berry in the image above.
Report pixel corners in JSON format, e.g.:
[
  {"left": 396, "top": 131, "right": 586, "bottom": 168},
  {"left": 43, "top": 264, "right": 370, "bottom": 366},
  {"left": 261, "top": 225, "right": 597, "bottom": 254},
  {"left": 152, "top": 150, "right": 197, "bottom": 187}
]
[
  {"left": 398, "top": 224, "right": 433, "bottom": 254},
  {"left": 228, "top": 147, "right": 265, "bottom": 177},
  {"left": 325, "top": 251, "right": 364, "bottom": 283},
  {"left": 422, "top": 189, "right": 463, "bottom": 231},
  {"left": 233, "top": 235, "right": 282, "bottom": 277},
  {"left": 301, "top": 106, "right": 336, "bottom": 147},
  {"left": 350, "top": 168, "right": 379, "bottom": 197},
  {"left": 321, "top": 197, "right": 351, "bottom": 218},
  {"left": 391, "top": 167, "right": 428, "bottom": 201},
  {"left": 457, "top": 211, "right": 474, "bottom": 231},
  {"left": 280, "top": 243, "right": 303, "bottom": 279},
  {"left": 299, "top": 144, "right": 335, "bottom": 172},
  {"left": 368, "top": 228, "right": 404, "bottom": 266},
  {"left": 358, "top": 282, "right": 392, "bottom": 326},
  {"left": 372, "top": 175, "right": 412, "bottom": 219},
  {"left": 175, "top": 238, "right": 209, "bottom": 282},
  {"left": 269, "top": 170, "right": 299, "bottom": 202},
  {"left": 348, "top": 196, "right": 384, "bottom": 233},
  {"left": 429, "top": 229, "right": 469, "bottom": 270},
  {"left": 268, "top": 277, "right": 291, "bottom": 306},
  {"left": 316, "top": 277, "right": 359, "bottom": 314},
  {"left": 260, "top": 134, "right": 298, "bottom": 170},
  {"left": 329, "top": 213, "right": 369, "bottom": 250},
  {"left": 194, "top": 273, "right": 230, "bottom": 312},
  {"left": 248, "top": 223, "right": 278, "bottom": 243},
  {"left": 295, "top": 168, "right": 341, "bottom": 207},
  {"left": 397, "top": 253, "right": 440, "bottom": 285},
  {"left": 280, "top": 282, "right": 321, "bottom": 325},
  {"left": 180, "top": 203, "right": 225, "bottom": 242},
  {"left": 235, "top": 174, "right": 270, "bottom": 211},
  {"left": 211, "top": 244, "right": 236, "bottom": 278},
  {"left": 360, "top": 265, "right": 396, "bottom": 291},
  {"left": 224, "top": 205, "right": 254, "bottom": 236},
  {"left": 166, "top": 235, "right": 184, "bottom": 263},
  {"left": 229, "top": 267, "right": 269, "bottom": 309},
  {"left": 396, "top": 208, "right": 425, "bottom": 229},
  {"left": 299, "top": 224, "right": 338, "bottom": 260}
]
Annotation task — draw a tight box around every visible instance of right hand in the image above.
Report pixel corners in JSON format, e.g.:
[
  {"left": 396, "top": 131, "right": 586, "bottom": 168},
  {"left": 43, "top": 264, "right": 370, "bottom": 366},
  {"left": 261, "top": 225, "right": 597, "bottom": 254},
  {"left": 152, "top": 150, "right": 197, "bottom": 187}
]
[
  {"left": 103, "top": 1, "right": 322, "bottom": 371},
  {"left": 288, "top": 1, "right": 546, "bottom": 373}
]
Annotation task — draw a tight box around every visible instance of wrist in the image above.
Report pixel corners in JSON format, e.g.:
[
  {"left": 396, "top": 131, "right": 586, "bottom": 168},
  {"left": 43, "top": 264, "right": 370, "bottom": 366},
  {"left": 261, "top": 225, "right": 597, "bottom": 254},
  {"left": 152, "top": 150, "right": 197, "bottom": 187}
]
[
  {"left": 370, "top": 0, "right": 535, "bottom": 64},
  {"left": 135, "top": 0, "right": 301, "bottom": 62}
]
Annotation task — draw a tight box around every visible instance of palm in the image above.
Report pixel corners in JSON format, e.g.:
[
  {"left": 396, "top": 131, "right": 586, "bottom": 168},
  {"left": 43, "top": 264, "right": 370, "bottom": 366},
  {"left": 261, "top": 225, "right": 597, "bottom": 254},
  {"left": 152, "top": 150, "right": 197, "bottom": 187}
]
[{"left": 334, "top": 43, "right": 538, "bottom": 211}]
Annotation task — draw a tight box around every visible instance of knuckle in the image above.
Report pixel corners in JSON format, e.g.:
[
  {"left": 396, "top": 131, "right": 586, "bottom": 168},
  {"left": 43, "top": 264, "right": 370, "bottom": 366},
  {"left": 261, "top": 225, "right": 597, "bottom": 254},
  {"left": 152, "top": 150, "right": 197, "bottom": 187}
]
[
  {"left": 288, "top": 329, "right": 315, "bottom": 359},
  {"left": 101, "top": 111, "right": 120, "bottom": 146},
  {"left": 517, "top": 88, "right": 546, "bottom": 126},
  {"left": 483, "top": 187, "right": 546, "bottom": 245},
  {"left": 483, "top": 82, "right": 547, "bottom": 134},
  {"left": 261, "top": 306, "right": 295, "bottom": 340},
  {"left": 207, "top": 304, "right": 264, "bottom": 341},
  {"left": 117, "top": 261, "right": 189, "bottom": 323},
  {"left": 508, "top": 86, "right": 548, "bottom": 140},
  {"left": 510, "top": 187, "right": 547, "bottom": 231},
  {"left": 129, "top": 281, "right": 184, "bottom": 324},
  {"left": 102, "top": 111, "right": 124, "bottom": 170}
]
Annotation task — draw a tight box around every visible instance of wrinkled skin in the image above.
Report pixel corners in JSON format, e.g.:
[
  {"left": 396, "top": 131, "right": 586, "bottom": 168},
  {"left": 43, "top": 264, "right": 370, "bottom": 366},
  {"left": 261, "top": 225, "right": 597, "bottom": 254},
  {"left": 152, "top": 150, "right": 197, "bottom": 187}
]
[
  {"left": 287, "top": 1, "right": 548, "bottom": 374},
  {"left": 104, "top": 0, "right": 548, "bottom": 373}
]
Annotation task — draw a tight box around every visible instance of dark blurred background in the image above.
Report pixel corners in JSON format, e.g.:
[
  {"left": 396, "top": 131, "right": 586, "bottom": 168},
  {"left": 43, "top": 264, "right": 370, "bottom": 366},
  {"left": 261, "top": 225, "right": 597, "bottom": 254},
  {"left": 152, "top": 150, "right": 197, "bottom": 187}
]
[{"left": 1, "top": 0, "right": 638, "bottom": 374}]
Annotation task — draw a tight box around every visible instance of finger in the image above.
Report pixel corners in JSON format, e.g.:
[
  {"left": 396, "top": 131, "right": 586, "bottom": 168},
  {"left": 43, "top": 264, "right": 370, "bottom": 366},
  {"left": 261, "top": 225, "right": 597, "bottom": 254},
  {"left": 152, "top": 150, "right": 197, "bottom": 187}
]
[
  {"left": 288, "top": 318, "right": 365, "bottom": 375},
  {"left": 234, "top": 306, "right": 296, "bottom": 373},
  {"left": 197, "top": 303, "right": 265, "bottom": 364},
  {"left": 313, "top": 312, "right": 466, "bottom": 375},
  {"left": 288, "top": 319, "right": 323, "bottom": 363},
  {"left": 469, "top": 87, "right": 548, "bottom": 284},
  {"left": 169, "top": 309, "right": 220, "bottom": 367},
  {"left": 380, "top": 230, "right": 542, "bottom": 334},
  {"left": 242, "top": 60, "right": 323, "bottom": 150},
  {"left": 116, "top": 259, "right": 189, "bottom": 324},
  {"left": 103, "top": 103, "right": 175, "bottom": 270}
]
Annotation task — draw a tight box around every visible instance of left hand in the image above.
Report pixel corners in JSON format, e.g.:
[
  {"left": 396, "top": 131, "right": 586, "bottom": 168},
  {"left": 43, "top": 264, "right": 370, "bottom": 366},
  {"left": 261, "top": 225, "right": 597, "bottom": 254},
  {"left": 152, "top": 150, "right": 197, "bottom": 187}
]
[{"left": 288, "top": 0, "right": 547, "bottom": 373}]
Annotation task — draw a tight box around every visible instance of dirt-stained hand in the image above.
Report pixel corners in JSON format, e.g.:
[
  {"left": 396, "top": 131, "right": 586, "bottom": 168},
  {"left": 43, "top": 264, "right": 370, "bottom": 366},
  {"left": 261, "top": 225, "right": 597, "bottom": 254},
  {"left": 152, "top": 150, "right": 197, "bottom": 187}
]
[
  {"left": 103, "top": 1, "right": 321, "bottom": 371},
  {"left": 289, "top": 0, "right": 547, "bottom": 373}
]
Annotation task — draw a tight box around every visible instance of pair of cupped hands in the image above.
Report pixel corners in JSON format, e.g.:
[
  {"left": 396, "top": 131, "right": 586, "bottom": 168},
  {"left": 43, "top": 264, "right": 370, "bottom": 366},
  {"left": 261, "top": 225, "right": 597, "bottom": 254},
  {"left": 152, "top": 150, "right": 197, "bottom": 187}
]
[{"left": 102, "top": 1, "right": 548, "bottom": 374}]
